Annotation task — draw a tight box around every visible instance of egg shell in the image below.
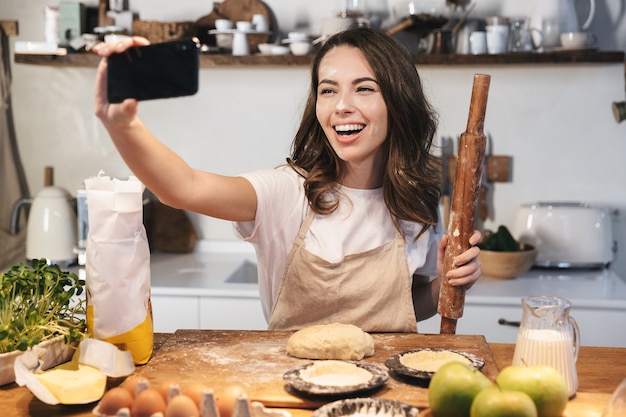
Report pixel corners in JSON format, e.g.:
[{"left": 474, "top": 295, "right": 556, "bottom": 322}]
[
  {"left": 121, "top": 376, "right": 151, "bottom": 397},
  {"left": 166, "top": 394, "right": 200, "bottom": 417},
  {"left": 182, "top": 383, "right": 211, "bottom": 407},
  {"left": 217, "top": 385, "right": 247, "bottom": 417},
  {"left": 157, "top": 380, "right": 181, "bottom": 402},
  {"left": 132, "top": 388, "right": 167, "bottom": 417},
  {"left": 97, "top": 387, "right": 134, "bottom": 416}
]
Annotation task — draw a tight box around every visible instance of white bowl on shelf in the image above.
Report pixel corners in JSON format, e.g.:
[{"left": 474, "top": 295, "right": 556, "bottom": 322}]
[
  {"left": 289, "top": 41, "right": 312, "bottom": 56},
  {"left": 271, "top": 45, "right": 290, "bottom": 55},
  {"left": 258, "top": 43, "right": 274, "bottom": 54}
]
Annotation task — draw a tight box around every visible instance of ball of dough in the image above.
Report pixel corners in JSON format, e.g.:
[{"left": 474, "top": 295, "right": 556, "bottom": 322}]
[{"left": 286, "top": 323, "right": 375, "bottom": 360}]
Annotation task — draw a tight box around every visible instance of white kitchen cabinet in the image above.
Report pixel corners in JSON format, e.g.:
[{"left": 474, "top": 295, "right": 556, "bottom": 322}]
[
  {"left": 418, "top": 302, "right": 626, "bottom": 348},
  {"left": 199, "top": 297, "right": 267, "bottom": 330}
]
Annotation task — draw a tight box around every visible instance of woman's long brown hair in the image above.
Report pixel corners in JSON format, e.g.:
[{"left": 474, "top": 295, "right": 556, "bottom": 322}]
[{"left": 287, "top": 27, "right": 441, "bottom": 238}]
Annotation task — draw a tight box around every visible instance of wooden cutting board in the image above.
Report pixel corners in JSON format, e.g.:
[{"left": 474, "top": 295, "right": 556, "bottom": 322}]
[{"left": 135, "top": 330, "right": 499, "bottom": 410}]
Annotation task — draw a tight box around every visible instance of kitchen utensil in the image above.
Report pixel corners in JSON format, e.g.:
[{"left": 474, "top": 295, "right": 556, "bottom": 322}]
[
  {"left": 509, "top": 16, "right": 543, "bottom": 52},
  {"left": 613, "top": 101, "right": 626, "bottom": 123},
  {"left": 469, "top": 30, "right": 487, "bottom": 54},
  {"left": 529, "top": 0, "right": 595, "bottom": 45},
  {"left": 9, "top": 167, "right": 77, "bottom": 266},
  {"left": 560, "top": 31, "right": 596, "bottom": 49},
  {"left": 512, "top": 295, "right": 580, "bottom": 398},
  {"left": 251, "top": 14, "right": 268, "bottom": 32},
  {"left": 438, "top": 74, "right": 490, "bottom": 335},
  {"left": 559, "top": 0, "right": 595, "bottom": 32},
  {"left": 485, "top": 17, "right": 510, "bottom": 54},
  {"left": 510, "top": 202, "right": 614, "bottom": 268},
  {"left": 387, "top": 1, "right": 449, "bottom": 36},
  {"left": 232, "top": 32, "right": 250, "bottom": 55},
  {"left": 431, "top": 29, "right": 452, "bottom": 54}
]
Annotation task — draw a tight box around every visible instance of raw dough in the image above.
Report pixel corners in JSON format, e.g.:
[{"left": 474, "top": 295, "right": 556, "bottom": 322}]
[
  {"left": 299, "top": 360, "right": 373, "bottom": 386},
  {"left": 286, "top": 323, "right": 375, "bottom": 360},
  {"left": 400, "top": 350, "right": 471, "bottom": 373}
]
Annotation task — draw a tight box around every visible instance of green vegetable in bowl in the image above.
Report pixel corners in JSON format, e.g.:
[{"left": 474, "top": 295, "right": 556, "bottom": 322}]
[
  {"left": 478, "top": 225, "right": 521, "bottom": 252},
  {"left": 0, "top": 259, "right": 88, "bottom": 354}
]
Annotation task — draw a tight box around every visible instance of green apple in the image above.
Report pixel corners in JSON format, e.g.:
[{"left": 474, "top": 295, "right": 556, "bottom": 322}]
[
  {"left": 429, "top": 361, "right": 494, "bottom": 417},
  {"left": 470, "top": 388, "right": 538, "bottom": 417},
  {"left": 496, "top": 365, "right": 569, "bottom": 417}
]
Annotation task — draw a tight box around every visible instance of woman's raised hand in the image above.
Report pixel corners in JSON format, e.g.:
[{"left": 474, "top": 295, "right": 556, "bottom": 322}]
[{"left": 92, "top": 36, "right": 150, "bottom": 127}]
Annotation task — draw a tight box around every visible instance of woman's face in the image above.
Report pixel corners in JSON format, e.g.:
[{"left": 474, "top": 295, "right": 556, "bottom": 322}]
[{"left": 316, "top": 45, "right": 388, "bottom": 186}]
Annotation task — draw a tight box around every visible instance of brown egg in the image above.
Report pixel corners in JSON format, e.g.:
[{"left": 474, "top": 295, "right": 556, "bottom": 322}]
[
  {"left": 97, "top": 387, "right": 134, "bottom": 416},
  {"left": 131, "top": 388, "right": 167, "bottom": 417},
  {"left": 165, "top": 394, "right": 200, "bottom": 417},
  {"left": 182, "top": 383, "right": 211, "bottom": 408},
  {"left": 121, "top": 375, "right": 151, "bottom": 397},
  {"left": 217, "top": 385, "right": 246, "bottom": 417},
  {"left": 156, "top": 380, "right": 180, "bottom": 402}
]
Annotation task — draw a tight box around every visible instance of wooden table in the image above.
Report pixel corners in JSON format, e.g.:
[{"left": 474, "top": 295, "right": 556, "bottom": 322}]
[{"left": 0, "top": 332, "right": 624, "bottom": 417}]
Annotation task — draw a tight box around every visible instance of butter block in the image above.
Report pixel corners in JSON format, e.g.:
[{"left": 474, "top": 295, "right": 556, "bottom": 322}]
[{"left": 35, "top": 362, "right": 106, "bottom": 404}]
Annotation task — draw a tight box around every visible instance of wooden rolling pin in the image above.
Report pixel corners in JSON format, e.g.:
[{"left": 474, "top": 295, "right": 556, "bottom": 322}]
[{"left": 438, "top": 73, "right": 491, "bottom": 334}]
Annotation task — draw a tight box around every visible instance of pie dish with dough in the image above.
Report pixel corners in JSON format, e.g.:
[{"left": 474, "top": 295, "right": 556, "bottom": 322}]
[
  {"left": 384, "top": 348, "right": 485, "bottom": 384},
  {"left": 283, "top": 360, "right": 388, "bottom": 396},
  {"left": 312, "top": 398, "right": 420, "bottom": 417}
]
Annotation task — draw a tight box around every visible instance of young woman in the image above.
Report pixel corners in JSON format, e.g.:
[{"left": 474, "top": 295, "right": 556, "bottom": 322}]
[{"left": 93, "top": 27, "right": 481, "bottom": 332}]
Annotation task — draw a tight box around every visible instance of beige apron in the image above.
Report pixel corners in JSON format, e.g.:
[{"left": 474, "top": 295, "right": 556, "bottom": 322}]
[{"left": 268, "top": 209, "right": 417, "bottom": 332}]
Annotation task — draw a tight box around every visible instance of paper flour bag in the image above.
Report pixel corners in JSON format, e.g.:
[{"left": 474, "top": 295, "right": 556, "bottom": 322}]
[{"left": 84, "top": 173, "right": 153, "bottom": 364}]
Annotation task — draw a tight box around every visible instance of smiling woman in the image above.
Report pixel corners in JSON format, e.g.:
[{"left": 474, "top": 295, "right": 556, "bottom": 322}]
[{"left": 91, "top": 26, "right": 482, "bottom": 333}]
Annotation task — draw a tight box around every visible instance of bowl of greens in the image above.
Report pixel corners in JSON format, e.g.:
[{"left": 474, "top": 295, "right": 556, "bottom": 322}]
[
  {"left": 477, "top": 225, "right": 538, "bottom": 279},
  {"left": 0, "top": 259, "right": 88, "bottom": 385}
]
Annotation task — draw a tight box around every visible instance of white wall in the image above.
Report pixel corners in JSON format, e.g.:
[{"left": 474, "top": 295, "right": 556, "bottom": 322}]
[{"left": 2, "top": 0, "right": 626, "bottom": 275}]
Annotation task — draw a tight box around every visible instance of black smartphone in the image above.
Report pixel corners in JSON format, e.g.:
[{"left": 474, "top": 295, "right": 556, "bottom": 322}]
[{"left": 107, "top": 38, "right": 200, "bottom": 103}]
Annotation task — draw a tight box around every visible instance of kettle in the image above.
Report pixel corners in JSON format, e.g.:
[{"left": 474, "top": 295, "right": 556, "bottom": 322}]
[
  {"left": 529, "top": 0, "right": 595, "bottom": 49},
  {"left": 557, "top": 0, "right": 595, "bottom": 32},
  {"left": 10, "top": 167, "right": 77, "bottom": 266}
]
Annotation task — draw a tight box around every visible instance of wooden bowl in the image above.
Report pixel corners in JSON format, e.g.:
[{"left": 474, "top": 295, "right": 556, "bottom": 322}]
[{"left": 478, "top": 244, "right": 538, "bottom": 279}]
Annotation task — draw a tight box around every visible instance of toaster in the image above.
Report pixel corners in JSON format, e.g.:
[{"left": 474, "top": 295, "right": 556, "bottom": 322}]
[{"left": 510, "top": 202, "right": 615, "bottom": 268}]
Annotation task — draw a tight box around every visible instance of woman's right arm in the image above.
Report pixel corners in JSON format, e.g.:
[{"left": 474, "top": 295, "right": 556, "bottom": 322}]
[{"left": 92, "top": 38, "right": 257, "bottom": 222}]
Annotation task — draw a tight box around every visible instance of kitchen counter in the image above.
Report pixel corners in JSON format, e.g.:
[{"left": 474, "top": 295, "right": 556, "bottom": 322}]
[
  {"left": 143, "top": 242, "right": 626, "bottom": 343},
  {"left": 149, "top": 241, "right": 258, "bottom": 298},
  {"left": 468, "top": 268, "right": 626, "bottom": 309},
  {"left": 0, "top": 331, "right": 623, "bottom": 417}
]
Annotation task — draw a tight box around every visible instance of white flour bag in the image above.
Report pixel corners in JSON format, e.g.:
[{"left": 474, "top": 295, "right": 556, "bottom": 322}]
[{"left": 84, "top": 173, "right": 153, "bottom": 364}]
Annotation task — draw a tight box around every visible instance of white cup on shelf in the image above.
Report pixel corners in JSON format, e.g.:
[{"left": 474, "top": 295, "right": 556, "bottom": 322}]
[
  {"left": 469, "top": 31, "right": 487, "bottom": 55},
  {"left": 486, "top": 24, "right": 509, "bottom": 54},
  {"left": 252, "top": 14, "right": 268, "bottom": 32},
  {"left": 236, "top": 21, "right": 253, "bottom": 32},
  {"left": 215, "top": 19, "right": 232, "bottom": 31}
]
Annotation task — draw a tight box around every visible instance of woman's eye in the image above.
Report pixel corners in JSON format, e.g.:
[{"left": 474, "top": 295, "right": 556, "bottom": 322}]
[
  {"left": 357, "top": 86, "right": 375, "bottom": 93},
  {"left": 319, "top": 88, "right": 335, "bottom": 95}
]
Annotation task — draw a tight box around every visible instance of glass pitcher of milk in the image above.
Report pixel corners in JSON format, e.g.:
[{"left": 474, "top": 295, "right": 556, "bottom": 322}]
[{"left": 512, "top": 296, "right": 580, "bottom": 398}]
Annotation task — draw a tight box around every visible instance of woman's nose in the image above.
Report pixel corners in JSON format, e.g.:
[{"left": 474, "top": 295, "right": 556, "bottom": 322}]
[{"left": 335, "top": 93, "right": 355, "bottom": 113}]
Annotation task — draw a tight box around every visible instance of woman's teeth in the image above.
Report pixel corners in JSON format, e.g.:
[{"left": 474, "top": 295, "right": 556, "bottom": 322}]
[{"left": 335, "top": 124, "right": 364, "bottom": 135}]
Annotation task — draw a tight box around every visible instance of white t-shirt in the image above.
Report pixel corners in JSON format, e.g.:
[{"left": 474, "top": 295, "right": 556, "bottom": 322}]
[{"left": 234, "top": 165, "right": 441, "bottom": 321}]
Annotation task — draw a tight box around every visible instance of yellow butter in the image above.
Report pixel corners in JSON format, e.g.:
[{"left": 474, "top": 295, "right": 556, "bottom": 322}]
[{"left": 35, "top": 362, "right": 106, "bottom": 404}]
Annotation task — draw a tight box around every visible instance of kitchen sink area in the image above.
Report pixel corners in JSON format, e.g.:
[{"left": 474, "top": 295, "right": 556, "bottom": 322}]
[{"left": 141, "top": 240, "right": 267, "bottom": 332}]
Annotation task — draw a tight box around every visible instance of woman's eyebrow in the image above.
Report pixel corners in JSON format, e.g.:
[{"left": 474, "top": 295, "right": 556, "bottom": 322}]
[{"left": 318, "top": 77, "right": 378, "bottom": 87}]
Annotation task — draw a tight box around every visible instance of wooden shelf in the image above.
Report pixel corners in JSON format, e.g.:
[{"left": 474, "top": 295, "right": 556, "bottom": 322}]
[{"left": 14, "top": 50, "right": 625, "bottom": 68}]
